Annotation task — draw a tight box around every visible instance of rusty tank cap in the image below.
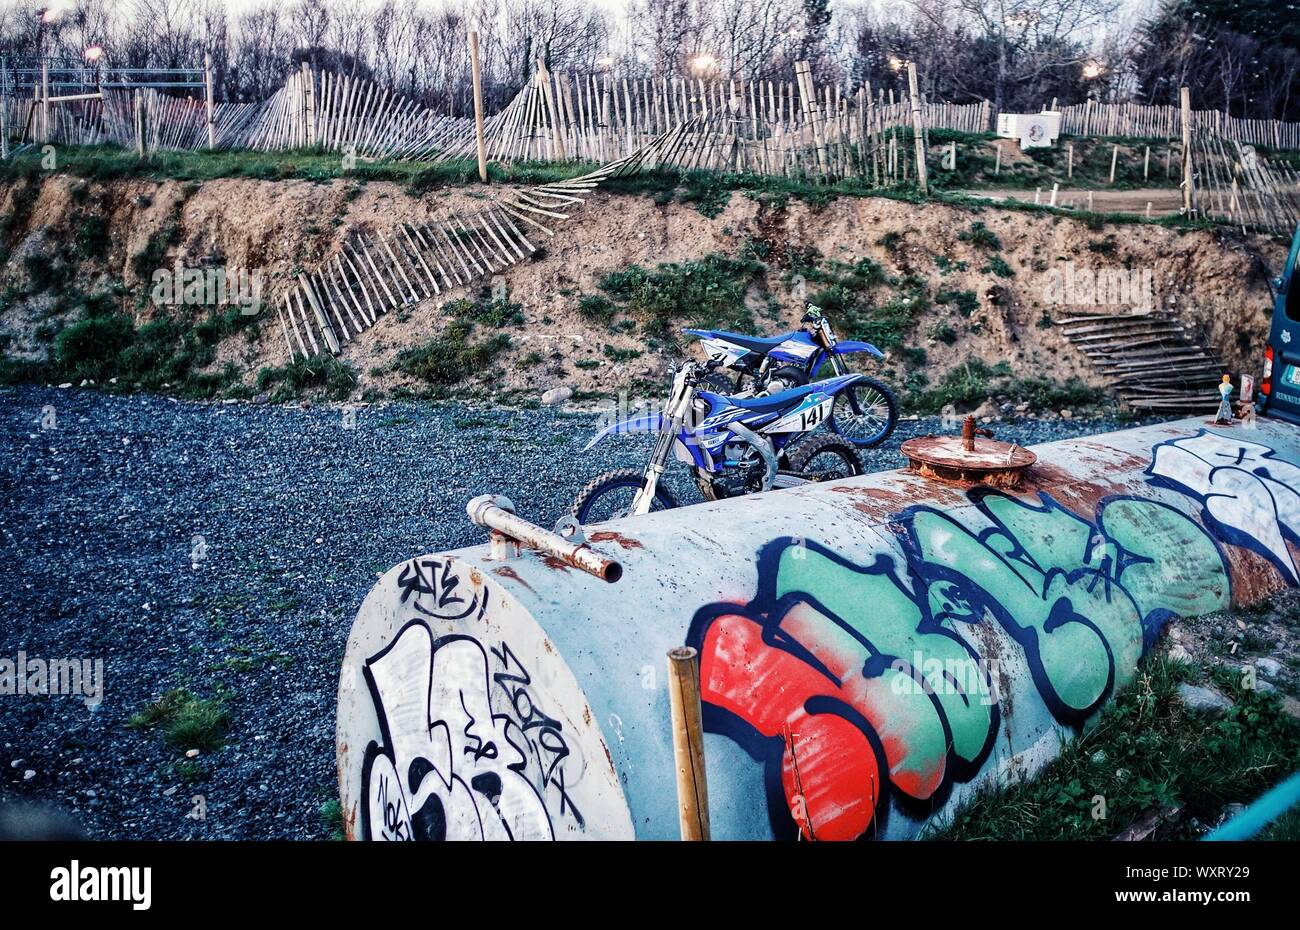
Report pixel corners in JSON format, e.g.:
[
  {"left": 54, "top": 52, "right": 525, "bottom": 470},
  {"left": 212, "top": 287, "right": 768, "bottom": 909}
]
[{"left": 900, "top": 416, "right": 1037, "bottom": 488}]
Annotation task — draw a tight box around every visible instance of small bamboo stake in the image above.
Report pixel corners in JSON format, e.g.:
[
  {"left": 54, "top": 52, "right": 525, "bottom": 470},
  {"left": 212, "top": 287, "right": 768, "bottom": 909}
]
[
  {"left": 667, "top": 646, "right": 709, "bottom": 841},
  {"left": 1143, "top": 145, "right": 1150, "bottom": 180},
  {"left": 1109, "top": 144, "right": 1119, "bottom": 184},
  {"left": 1066, "top": 141, "right": 1073, "bottom": 179},
  {"left": 469, "top": 31, "right": 488, "bottom": 182},
  {"left": 994, "top": 141, "right": 1002, "bottom": 175}
]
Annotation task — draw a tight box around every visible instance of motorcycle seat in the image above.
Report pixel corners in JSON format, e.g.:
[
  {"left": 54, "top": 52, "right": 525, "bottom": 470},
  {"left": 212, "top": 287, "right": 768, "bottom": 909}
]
[
  {"left": 692, "top": 330, "right": 799, "bottom": 354},
  {"left": 701, "top": 381, "right": 822, "bottom": 413}
]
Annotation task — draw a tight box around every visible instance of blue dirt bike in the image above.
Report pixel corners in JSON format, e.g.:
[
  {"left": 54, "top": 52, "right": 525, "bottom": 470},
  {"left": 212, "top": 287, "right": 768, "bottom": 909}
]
[
  {"left": 571, "top": 359, "right": 866, "bottom": 523},
  {"left": 685, "top": 305, "right": 898, "bottom": 448}
]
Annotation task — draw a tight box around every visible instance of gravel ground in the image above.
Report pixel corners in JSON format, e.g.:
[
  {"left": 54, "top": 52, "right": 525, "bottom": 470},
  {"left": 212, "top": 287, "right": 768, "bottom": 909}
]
[{"left": 0, "top": 385, "right": 1168, "bottom": 839}]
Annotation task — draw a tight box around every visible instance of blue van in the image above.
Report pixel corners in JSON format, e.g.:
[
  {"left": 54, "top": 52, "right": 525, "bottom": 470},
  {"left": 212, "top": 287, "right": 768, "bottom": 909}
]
[{"left": 1259, "top": 224, "right": 1300, "bottom": 425}]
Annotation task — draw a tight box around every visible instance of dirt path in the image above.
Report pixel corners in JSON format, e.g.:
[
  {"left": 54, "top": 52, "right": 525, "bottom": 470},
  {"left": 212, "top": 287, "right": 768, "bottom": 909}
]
[{"left": 961, "top": 187, "right": 1184, "bottom": 216}]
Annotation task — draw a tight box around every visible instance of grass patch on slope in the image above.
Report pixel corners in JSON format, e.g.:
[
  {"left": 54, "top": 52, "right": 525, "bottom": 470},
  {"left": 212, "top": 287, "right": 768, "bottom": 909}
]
[{"left": 925, "top": 654, "right": 1300, "bottom": 840}]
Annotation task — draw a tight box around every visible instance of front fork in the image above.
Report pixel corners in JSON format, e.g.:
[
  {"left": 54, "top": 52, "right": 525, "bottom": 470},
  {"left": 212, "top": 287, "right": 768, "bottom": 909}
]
[{"left": 631, "top": 416, "right": 681, "bottom": 515}]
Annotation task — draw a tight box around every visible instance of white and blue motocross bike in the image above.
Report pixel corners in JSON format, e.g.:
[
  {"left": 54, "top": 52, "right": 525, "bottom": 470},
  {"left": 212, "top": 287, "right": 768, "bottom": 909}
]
[
  {"left": 685, "top": 306, "right": 898, "bottom": 448},
  {"left": 570, "top": 359, "right": 866, "bottom": 524}
]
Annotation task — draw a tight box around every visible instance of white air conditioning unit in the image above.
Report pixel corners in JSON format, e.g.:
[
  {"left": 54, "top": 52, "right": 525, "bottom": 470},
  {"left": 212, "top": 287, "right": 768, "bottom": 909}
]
[{"left": 996, "top": 111, "right": 1062, "bottom": 149}]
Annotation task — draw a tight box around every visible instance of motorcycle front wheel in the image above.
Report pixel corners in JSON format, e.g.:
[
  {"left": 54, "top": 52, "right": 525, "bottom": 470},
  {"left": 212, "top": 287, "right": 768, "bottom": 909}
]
[
  {"left": 830, "top": 377, "right": 898, "bottom": 448},
  {"left": 571, "top": 468, "right": 679, "bottom": 524}
]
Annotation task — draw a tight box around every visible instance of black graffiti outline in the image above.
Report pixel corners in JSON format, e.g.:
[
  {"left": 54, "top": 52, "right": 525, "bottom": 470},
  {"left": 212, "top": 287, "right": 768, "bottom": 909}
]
[
  {"left": 491, "top": 640, "right": 586, "bottom": 828},
  {"left": 396, "top": 557, "right": 482, "bottom": 620}
]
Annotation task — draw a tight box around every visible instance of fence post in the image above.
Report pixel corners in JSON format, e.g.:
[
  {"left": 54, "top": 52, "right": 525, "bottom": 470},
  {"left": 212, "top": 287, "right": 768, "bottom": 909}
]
[
  {"left": 1180, "top": 86, "right": 1195, "bottom": 216},
  {"left": 537, "top": 57, "right": 566, "bottom": 161},
  {"left": 301, "top": 61, "right": 316, "bottom": 148},
  {"left": 794, "top": 60, "right": 829, "bottom": 176},
  {"left": 40, "top": 59, "right": 49, "bottom": 143},
  {"left": 907, "top": 61, "right": 928, "bottom": 194},
  {"left": 134, "top": 88, "right": 144, "bottom": 159},
  {"left": 204, "top": 52, "right": 216, "bottom": 150},
  {"left": 1, "top": 86, "right": 8, "bottom": 160},
  {"left": 469, "top": 30, "right": 488, "bottom": 183}
]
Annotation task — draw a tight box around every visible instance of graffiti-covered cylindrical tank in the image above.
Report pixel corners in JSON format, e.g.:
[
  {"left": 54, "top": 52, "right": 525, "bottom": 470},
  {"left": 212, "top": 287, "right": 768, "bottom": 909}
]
[{"left": 336, "top": 417, "right": 1300, "bottom": 841}]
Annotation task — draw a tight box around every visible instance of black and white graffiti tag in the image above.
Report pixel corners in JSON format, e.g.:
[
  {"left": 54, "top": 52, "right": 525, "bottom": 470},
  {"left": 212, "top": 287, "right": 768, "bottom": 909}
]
[
  {"left": 396, "top": 556, "right": 484, "bottom": 621},
  {"left": 362, "top": 622, "right": 558, "bottom": 840}
]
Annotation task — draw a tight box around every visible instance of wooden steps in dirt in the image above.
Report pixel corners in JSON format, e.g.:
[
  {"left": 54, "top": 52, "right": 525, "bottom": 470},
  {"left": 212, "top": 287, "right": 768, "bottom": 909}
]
[
  {"left": 1055, "top": 312, "right": 1223, "bottom": 413},
  {"left": 276, "top": 125, "right": 686, "bottom": 360}
]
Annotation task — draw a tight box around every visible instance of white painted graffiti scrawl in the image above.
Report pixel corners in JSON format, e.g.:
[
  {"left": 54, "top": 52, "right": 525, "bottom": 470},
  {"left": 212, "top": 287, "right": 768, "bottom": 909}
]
[
  {"left": 1149, "top": 430, "right": 1300, "bottom": 584},
  {"left": 363, "top": 625, "right": 555, "bottom": 840},
  {"left": 341, "top": 556, "right": 634, "bottom": 841}
]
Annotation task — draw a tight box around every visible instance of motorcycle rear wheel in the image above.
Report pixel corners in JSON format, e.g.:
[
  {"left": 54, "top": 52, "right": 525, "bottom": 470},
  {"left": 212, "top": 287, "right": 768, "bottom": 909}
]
[{"left": 785, "top": 433, "right": 865, "bottom": 482}]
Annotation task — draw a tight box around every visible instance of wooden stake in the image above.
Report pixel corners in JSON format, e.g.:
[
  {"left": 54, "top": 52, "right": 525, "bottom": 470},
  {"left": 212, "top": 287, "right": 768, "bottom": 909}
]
[
  {"left": 1066, "top": 141, "right": 1073, "bottom": 179},
  {"left": 469, "top": 31, "right": 488, "bottom": 182},
  {"left": 907, "top": 62, "right": 928, "bottom": 194},
  {"left": 302, "top": 61, "right": 316, "bottom": 148},
  {"left": 204, "top": 52, "right": 216, "bottom": 149},
  {"left": 1109, "top": 143, "right": 1119, "bottom": 184},
  {"left": 134, "top": 88, "right": 144, "bottom": 159},
  {"left": 994, "top": 142, "right": 1002, "bottom": 175},
  {"left": 1180, "top": 86, "right": 1195, "bottom": 216},
  {"left": 667, "top": 646, "right": 709, "bottom": 841},
  {"left": 40, "top": 60, "right": 49, "bottom": 143}
]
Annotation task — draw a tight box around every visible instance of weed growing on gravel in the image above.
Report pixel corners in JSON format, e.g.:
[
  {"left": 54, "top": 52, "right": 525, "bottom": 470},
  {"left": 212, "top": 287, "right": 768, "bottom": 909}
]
[
  {"left": 924, "top": 654, "right": 1300, "bottom": 840},
  {"left": 171, "top": 759, "right": 207, "bottom": 785},
  {"left": 47, "top": 296, "right": 262, "bottom": 396},
  {"left": 128, "top": 688, "right": 230, "bottom": 753},
  {"left": 320, "top": 799, "right": 346, "bottom": 840}
]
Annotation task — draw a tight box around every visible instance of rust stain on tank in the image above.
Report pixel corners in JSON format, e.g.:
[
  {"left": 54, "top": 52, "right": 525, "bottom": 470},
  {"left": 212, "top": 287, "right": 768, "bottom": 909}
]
[
  {"left": 1223, "top": 544, "right": 1290, "bottom": 603},
  {"left": 540, "top": 554, "right": 573, "bottom": 572},
  {"left": 589, "top": 530, "right": 644, "bottom": 550},
  {"left": 827, "top": 482, "right": 965, "bottom": 517},
  {"left": 491, "top": 565, "right": 534, "bottom": 593}
]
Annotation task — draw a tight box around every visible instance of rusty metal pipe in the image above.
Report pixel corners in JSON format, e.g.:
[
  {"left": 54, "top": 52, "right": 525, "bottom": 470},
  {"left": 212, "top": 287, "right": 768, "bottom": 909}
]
[{"left": 467, "top": 494, "right": 623, "bottom": 583}]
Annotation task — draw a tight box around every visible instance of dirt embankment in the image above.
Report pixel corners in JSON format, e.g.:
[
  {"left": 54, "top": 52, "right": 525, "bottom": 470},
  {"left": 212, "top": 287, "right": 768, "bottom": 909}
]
[{"left": 0, "top": 171, "right": 1285, "bottom": 407}]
